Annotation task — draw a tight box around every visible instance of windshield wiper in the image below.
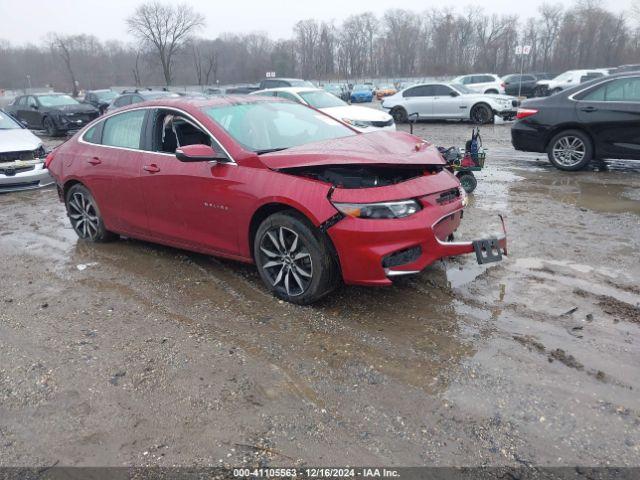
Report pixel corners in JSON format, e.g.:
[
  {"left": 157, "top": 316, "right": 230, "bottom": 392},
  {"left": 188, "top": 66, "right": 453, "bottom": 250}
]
[{"left": 255, "top": 147, "right": 289, "bottom": 155}]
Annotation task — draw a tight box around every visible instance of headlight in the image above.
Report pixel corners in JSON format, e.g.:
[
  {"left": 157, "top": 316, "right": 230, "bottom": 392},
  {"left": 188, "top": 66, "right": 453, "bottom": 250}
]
[
  {"left": 332, "top": 199, "right": 421, "bottom": 219},
  {"left": 342, "top": 118, "right": 371, "bottom": 128}
]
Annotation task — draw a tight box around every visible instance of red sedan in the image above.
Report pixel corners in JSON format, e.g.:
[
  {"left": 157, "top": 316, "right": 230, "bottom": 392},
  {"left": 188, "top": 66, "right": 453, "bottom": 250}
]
[{"left": 46, "top": 96, "right": 507, "bottom": 304}]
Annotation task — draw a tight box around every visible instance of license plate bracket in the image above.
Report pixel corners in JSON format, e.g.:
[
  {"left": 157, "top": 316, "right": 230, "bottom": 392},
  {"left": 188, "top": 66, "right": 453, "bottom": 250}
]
[{"left": 473, "top": 238, "right": 503, "bottom": 264}]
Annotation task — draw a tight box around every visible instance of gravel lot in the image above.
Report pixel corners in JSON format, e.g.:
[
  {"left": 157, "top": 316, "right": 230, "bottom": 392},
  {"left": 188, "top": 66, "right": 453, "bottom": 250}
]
[{"left": 1, "top": 118, "right": 639, "bottom": 468}]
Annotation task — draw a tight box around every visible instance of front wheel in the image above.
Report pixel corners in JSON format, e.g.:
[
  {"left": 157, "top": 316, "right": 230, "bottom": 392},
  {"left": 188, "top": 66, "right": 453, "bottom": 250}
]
[
  {"left": 391, "top": 107, "right": 408, "bottom": 124},
  {"left": 43, "top": 117, "right": 60, "bottom": 136},
  {"left": 254, "top": 211, "right": 339, "bottom": 304},
  {"left": 547, "top": 130, "right": 593, "bottom": 171},
  {"left": 470, "top": 103, "right": 493, "bottom": 124},
  {"left": 65, "top": 184, "right": 117, "bottom": 242}
]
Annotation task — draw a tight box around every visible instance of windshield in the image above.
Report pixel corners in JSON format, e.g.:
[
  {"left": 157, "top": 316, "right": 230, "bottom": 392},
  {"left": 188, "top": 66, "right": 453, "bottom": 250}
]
[
  {"left": 38, "top": 95, "right": 79, "bottom": 107},
  {"left": 450, "top": 84, "right": 474, "bottom": 94},
  {"left": 353, "top": 84, "right": 370, "bottom": 92},
  {"left": 324, "top": 84, "right": 341, "bottom": 93},
  {"left": 202, "top": 101, "right": 356, "bottom": 153},
  {"left": 95, "top": 91, "right": 118, "bottom": 101},
  {"left": 0, "top": 111, "right": 21, "bottom": 129},
  {"left": 299, "top": 90, "right": 346, "bottom": 108},
  {"left": 289, "top": 80, "right": 314, "bottom": 87}
]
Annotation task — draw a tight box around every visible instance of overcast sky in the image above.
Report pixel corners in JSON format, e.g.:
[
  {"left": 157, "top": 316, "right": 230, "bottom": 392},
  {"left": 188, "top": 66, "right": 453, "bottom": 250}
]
[{"left": 0, "top": 0, "right": 635, "bottom": 45}]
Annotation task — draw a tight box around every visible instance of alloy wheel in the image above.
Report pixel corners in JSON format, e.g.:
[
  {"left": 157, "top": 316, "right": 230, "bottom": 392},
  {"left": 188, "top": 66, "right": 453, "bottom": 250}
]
[
  {"left": 258, "top": 226, "right": 313, "bottom": 297},
  {"left": 68, "top": 191, "right": 100, "bottom": 240},
  {"left": 552, "top": 136, "right": 586, "bottom": 167}
]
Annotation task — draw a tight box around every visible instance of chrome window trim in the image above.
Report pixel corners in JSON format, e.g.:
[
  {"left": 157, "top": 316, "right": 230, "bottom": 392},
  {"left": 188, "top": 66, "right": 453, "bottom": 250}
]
[
  {"left": 567, "top": 74, "right": 640, "bottom": 103},
  {"left": 78, "top": 105, "right": 237, "bottom": 165}
]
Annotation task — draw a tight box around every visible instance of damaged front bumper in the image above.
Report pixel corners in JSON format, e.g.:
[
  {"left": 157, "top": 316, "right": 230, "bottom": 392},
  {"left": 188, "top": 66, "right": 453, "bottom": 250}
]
[
  {"left": 0, "top": 160, "right": 54, "bottom": 192},
  {"left": 327, "top": 200, "right": 508, "bottom": 286}
]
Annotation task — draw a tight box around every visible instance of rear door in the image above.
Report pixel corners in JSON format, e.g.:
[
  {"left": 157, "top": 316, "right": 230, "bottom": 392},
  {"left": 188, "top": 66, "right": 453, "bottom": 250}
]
[
  {"left": 402, "top": 85, "right": 435, "bottom": 118},
  {"left": 577, "top": 77, "right": 640, "bottom": 158},
  {"left": 79, "top": 109, "right": 148, "bottom": 234}
]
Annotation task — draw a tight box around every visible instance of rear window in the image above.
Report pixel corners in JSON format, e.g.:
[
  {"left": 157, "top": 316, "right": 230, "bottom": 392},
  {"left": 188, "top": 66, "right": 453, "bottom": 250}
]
[{"left": 102, "top": 110, "right": 146, "bottom": 149}]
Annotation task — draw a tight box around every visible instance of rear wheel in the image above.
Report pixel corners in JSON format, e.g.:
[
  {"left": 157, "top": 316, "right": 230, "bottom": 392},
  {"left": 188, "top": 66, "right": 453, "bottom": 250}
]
[
  {"left": 470, "top": 103, "right": 493, "bottom": 124},
  {"left": 65, "top": 184, "right": 117, "bottom": 242},
  {"left": 391, "top": 106, "right": 408, "bottom": 124},
  {"left": 254, "top": 211, "right": 339, "bottom": 305},
  {"left": 547, "top": 130, "right": 593, "bottom": 171}
]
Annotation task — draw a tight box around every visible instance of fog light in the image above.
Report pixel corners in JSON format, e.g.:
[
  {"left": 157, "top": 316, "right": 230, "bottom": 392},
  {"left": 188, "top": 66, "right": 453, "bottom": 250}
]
[{"left": 382, "top": 246, "right": 422, "bottom": 268}]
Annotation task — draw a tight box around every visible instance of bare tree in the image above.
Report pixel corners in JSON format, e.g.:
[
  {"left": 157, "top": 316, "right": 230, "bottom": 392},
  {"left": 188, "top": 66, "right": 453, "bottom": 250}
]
[{"left": 127, "top": 1, "right": 204, "bottom": 85}]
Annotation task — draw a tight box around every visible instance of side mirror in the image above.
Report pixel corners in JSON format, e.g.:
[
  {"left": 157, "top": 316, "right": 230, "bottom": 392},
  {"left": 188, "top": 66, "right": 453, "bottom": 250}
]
[
  {"left": 449, "top": 91, "right": 459, "bottom": 97},
  {"left": 176, "top": 144, "right": 226, "bottom": 163}
]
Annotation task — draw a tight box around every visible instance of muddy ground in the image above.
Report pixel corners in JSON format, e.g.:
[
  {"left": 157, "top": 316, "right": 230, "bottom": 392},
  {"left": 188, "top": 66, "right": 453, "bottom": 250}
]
[{"left": 1, "top": 120, "right": 639, "bottom": 468}]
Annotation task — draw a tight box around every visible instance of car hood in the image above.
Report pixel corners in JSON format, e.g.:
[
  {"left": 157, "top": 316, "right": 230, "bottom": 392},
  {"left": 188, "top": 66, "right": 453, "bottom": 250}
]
[
  {"left": 320, "top": 105, "right": 392, "bottom": 122},
  {"left": 259, "top": 131, "right": 445, "bottom": 170},
  {"left": 54, "top": 103, "right": 98, "bottom": 114},
  {"left": 0, "top": 128, "right": 42, "bottom": 153}
]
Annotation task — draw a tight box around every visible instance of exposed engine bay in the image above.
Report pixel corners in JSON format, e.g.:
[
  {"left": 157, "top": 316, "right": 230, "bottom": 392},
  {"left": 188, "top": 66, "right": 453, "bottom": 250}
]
[{"left": 282, "top": 164, "right": 442, "bottom": 189}]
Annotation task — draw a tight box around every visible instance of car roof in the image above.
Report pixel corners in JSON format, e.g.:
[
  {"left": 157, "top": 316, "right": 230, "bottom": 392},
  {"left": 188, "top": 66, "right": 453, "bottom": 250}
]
[
  {"left": 266, "top": 77, "right": 305, "bottom": 82},
  {"left": 32, "top": 92, "right": 67, "bottom": 96},
  {"left": 253, "top": 87, "right": 319, "bottom": 95},
  {"left": 110, "top": 94, "right": 288, "bottom": 111},
  {"left": 87, "top": 89, "right": 113, "bottom": 93}
]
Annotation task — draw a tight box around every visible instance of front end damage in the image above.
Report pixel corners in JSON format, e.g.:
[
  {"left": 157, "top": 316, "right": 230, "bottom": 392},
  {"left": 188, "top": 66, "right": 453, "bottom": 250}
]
[
  {"left": 283, "top": 163, "right": 507, "bottom": 286},
  {"left": 0, "top": 150, "right": 54, "bottom": 193}
]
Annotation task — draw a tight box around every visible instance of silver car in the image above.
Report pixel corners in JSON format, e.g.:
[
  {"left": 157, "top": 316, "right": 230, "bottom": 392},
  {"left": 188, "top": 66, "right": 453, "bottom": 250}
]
[
  {"left": 0, "top": 110, "right": 53, "bottom": 192},
  {"left": 381, "top": 83, "right": 518, "bottom": 125}
]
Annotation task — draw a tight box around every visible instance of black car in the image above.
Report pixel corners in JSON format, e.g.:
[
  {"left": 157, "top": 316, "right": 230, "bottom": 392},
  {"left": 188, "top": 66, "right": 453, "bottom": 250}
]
[
  {"left": 258, "top": 78, "right": 314, "bottom": 90},
  {"left": 511, "top": 73, "right": 640, "bottom": 171},
  {"left": 84, "top": 89, "right": 118, "bottom": 115},
  {"left": 5, "top": 93, "right": 99, "bottom": 136},
  {"left": 503, "top": 73, "right": 554, "bottom": 97},
  {"left": 107, "top": 90, "right": 180, "bottom": 112}
]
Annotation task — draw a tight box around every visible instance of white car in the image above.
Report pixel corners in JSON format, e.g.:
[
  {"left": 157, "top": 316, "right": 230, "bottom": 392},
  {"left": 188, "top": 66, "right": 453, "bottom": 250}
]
[
  {"left": 452, "top": 74, "right": 505, "bottom": 94},
  {"left": 250, "top": 87, "right": 395, "bottom": 132},
  {"left": 535, "top": 69, "right": 609, "bottom": 96},
  {"left": 0, "top": 109, "right": 52, "bottom": 192},
  {"left": 381, "top": 83, "right": 517, "bottom": 124}
]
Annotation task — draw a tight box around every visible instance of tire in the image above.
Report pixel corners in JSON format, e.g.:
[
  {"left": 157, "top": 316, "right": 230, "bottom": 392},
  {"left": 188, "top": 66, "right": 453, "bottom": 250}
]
[
  {"left": 43, "top": 116, "right": 59, "bottom": 136},
  {"left": 546, "top": 130, "right": 593, "bottom": 171},
  {"left": 254, "top": 210, "right": 339, "bottom": 305},
  {"left": 457, "top": 171, "right": 478, "bottom": 193},
  {"left": 65, "top": 184, "right": 117, "bottom": 242},
  {"left": 391, "top": 106, "right": 408, "bottom": 124},
  {"left": 470, "top": 103, "right": 493, "bottom": 124}
]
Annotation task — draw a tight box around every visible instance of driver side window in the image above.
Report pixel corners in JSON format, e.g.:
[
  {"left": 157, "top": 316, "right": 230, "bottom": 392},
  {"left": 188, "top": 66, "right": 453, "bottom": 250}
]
[{"left": 152, "top": 110, "right": 213, "bottom": 154}]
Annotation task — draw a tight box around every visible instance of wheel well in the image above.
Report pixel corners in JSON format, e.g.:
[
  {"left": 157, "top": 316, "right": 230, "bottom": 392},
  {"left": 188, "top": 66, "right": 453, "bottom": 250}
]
[
  {"left": 248, "top": 203, "right": 342, "bottom": 275},
  {"left": 485, "top": 89, "right": 498, "bottom": 94},
  {"left": 248, "top": 203, "right": 306, "bottom": 259},
  {"left": 471, "top": 102, "right": 493, "bottom": 115},
  {"left": 62, "top": 180, "right": 82, "bottom": 200}
]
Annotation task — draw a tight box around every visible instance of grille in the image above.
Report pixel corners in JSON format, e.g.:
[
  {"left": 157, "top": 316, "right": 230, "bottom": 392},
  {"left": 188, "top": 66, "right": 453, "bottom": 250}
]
[
  {"left": 436, "top": 188, "right": 461, "bottom": 205},
  {"left": 0, "top": 180, "right": 40, "bottom": 190},
  {"left": 382, "top": 246, "right": 422, "bottom": 268},
  {"left": 0, "top": 165, "right": 35, "bottom": 176},
  {"left": 0, "top": 150, "right": 36, "bottom": 162}
]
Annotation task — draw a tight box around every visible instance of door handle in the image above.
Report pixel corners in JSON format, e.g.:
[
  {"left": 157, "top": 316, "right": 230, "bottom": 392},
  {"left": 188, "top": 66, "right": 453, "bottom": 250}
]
[
  {"left": 143, "top": 164, "right": 161, "bottom": 173},
  {"left": 88, "top": 157, "right": 101, "bottom": 165},
  {"left": 580, "top": 106, "right": 598, "bottom": 113}
]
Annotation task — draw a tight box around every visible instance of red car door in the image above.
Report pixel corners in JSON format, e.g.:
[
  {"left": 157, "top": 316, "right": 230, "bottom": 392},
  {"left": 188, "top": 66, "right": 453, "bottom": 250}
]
[
  {"left": 138, "top": 109, "right": 240, "bottom": 255},
  {"left": 77, "top": 109, "right": 149, "bottom": 236}
]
